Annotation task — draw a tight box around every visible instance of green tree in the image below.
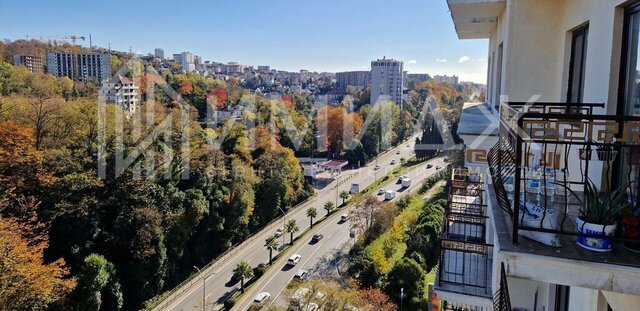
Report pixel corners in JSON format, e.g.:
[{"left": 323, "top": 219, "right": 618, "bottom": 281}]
[
  {"left": 339, "top": 190, "right": 349, "bottom": 205},
  {"left": 323, "top": 201, "right": 335, "bottom": 216},
  {"left": 264, "top": 235, "right": 279, "bottom": 265},
  {"left": 233, "top": 261, "right": 254, "bottom": 293},
  {"left": 72, "top": 254, "right": 123, "bottom": 311},
  {"left": 284, "top": 219, "right": 299, "bottom": 245},
  {"left": 385, "top": 258, "right": 426, "bottom": 311},
  {"left": 306, "top": 207, "right": 317, "bottom": 229}
]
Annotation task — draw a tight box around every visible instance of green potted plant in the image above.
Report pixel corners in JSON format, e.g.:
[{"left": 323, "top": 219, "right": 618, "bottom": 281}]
[{"left": 573, "top": 179, "right": 628, "bottom": 252}]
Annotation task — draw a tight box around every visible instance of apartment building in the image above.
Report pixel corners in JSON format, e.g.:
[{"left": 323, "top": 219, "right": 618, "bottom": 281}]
[
  {"left": 257, "top": 65, "right": 270, "bottom": 73},
  {"left": 434, "top": 74, "right": 460, "bottom": 85},
  {"left": 46, "top": 52, "right": 111, "bottom": 83},
  {"left": 436, "top": 1, "right": 640, "bottom": 311},
  {"left": 370, "top": 57, "right": 403, "bottom": 105},
  {"left": 406, "top": 73, "right": 432, "bottom": 84},
  {"left": 99, "top": 75, "right": 140, "bottom": 115},
  {"left": 336, "top": 70, "right": 371, "bottom": 91},
  {"left": 154, "top": 48, "right": 164, "bottom": 59},
  {"left": 13, "top": 55, "right": 44, "bottom": 73}
]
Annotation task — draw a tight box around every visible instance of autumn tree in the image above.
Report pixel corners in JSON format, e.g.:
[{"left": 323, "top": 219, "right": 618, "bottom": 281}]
[
  {"left": 315, "top": 106, "right": 363, "bottom": 156},
  {"left": 357, "top": 288, "right": 397, "bottom": 311},
  {"left": 0, "top": 216, "right": 75, "bottom": 310}
]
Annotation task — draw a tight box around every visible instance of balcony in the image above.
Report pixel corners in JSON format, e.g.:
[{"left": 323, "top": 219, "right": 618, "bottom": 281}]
[
  {"left": 435, "top": 169, "right": 494, "bottom": 309},
  {"left": 486, "top": 102, "right": 640, "bottom": 295}
]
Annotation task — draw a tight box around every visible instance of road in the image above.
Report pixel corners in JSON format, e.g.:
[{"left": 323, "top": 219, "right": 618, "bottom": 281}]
[
  {"left": 234, "top": 156, "right": 447, "bottom": 310},
  {"left": 164, "top": 134, "right": 420, "bottom": 311}
]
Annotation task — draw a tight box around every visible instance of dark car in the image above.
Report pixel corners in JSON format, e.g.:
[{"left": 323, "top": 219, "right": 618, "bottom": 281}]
[{"left": 311, "top": 233, "right": 324, "bottom": 242}]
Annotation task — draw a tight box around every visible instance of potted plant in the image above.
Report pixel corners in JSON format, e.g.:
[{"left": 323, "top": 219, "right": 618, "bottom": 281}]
[
  {"left": 595, "top": 144, "right": 617, "bottom": 162},
  {"left": 573, "top": 179, "right": 628, "bottom": 252}
]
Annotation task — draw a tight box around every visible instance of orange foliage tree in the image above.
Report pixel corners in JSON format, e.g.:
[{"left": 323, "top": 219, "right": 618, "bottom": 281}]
[
  {"left": 315, "top": 106, "right": 363, "bottom": 155},
  {"left": 357, "top": 288, "right": 398, "bottom": 311},
  {"left": 208, "top": 87, "right": 228, "bottom": 108},
  {"left": 0, "top": 215, "right": 75, "bottom": 310}
]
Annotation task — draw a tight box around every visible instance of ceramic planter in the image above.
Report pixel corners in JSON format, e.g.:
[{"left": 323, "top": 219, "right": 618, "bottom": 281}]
[{"left": 576, "top": 217, "right": 616, "bottom": 252}]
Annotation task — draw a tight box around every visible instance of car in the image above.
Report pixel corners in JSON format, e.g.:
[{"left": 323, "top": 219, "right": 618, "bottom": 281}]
[
  {"left": 436, "top": 166, "right": 442, "bottom": 170},
  {"left": 294, "top": 269, "right": 309, "bottom": 280},
  {"left": 374, "top": 165, "right": 380, "bottom": 170},
  {"left": 311, "top": 233, "right": 324, "bottom": 242},
  {"left": 397, "top": 175, "right": 406, "bottom": 183},
  {"left": 390, "top": 159, "right": 396, "bottom": 165},
  {"left": 426, "top": 163, "right": 433, "bottom": 169},
  {"left": 253, "top": 292, "right": 271, "bottom": 304},
  {"left": 350, "top": 228, "right": 357, "bottom": 238},
  {"left": 340, "top": 214, "right": 349, "bottom": 222},
  {"left": 377, "top": 188, "right": 386, "bottom": 195},
  {"left": 274, "top": 228, "right": 284, "bottom": 237},
  {"left": 306, "top": 303, "right": 319, "bottom": 311},
  {"left": 396, "top": 150, "right": 401, "bottom": 155},
  {"left": 287, "top": 254, "right": 302, "bottom": 266}
]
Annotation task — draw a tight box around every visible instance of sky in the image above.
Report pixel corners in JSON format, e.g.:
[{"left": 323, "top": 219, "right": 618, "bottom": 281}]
[{"left": 0, "top": 0, "right": 489, "bottom": 83}]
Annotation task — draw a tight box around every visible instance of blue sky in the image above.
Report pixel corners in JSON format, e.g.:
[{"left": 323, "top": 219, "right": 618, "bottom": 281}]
[{"left": 0, "top": 0, "right": 489, "bottom": 83}]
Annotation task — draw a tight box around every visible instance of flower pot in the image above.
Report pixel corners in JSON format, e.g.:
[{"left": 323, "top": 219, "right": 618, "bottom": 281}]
[
  {"left": 576, "top": 217, "right": 616, "bottom": 252},
  {"left": 596, "top": 150, "right": 617, "bottom": 162}
]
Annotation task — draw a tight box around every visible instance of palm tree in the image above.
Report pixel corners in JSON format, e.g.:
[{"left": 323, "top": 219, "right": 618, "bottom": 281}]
[
  {"left": 324, "top": 201, "right": 335, "bottom": 216},
  {"left": 264, "top": 235, "right": 279, "bottom": 265},
  {"left": 339, "top": 190, "right": 349, "bottom": 204},
  {"left": 306, "top": 207, "right": 318, "bottom": 228},
  {"left": 233, "top": 261, "right": 253, "bottom": 293},
  {"left": 285, "top": 219, "right": 299, "bottom": 245}
]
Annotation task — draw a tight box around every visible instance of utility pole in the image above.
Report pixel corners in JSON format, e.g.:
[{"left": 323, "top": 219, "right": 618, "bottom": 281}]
[{"left": 194, "top": 266, "right": 206, "bottom": 311}]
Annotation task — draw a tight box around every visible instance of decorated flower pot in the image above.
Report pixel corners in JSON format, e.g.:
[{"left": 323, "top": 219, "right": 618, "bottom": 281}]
[{"left": 576, "top": 217, "right": 616, "bottom": 252}]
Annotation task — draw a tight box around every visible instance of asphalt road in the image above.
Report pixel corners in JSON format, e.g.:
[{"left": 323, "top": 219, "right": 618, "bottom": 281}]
[
  {"left": 234, "top": 156, "right": 447, "bottom": 310},
  {"left": 164, "top": 134, "right": 421, "bottom": 311}
]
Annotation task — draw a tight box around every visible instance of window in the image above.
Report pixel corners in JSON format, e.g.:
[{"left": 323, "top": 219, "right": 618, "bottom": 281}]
[
  {"left": 567, "top": 25, "right": 589, "bottom": 103},
  {"left": 554, "top": 285, "right": 570, "bottom": 311},
  {"left": 621, "top": 2, "right": 640, "bottom": 115}
]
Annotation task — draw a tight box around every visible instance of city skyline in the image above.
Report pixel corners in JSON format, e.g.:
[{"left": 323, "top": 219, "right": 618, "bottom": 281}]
[{"left": 0, "top": 0, "right": 489, "bottom": 83}]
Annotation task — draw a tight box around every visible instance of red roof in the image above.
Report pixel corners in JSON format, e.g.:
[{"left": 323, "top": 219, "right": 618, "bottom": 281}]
[{"left": 321, "top": 160, "right": 348, "bottom": 169}]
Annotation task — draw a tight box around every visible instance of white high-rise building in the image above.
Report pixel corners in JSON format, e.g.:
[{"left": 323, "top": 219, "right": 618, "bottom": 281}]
[
  {"left": 370, "top": 57, "right": 403, "bottom": 105},
  {"left": 179, "top": 52, "right": 195, "bottom": 72},
  {"left": 99, "top": 75, "right": 140, "bottom": 115}
]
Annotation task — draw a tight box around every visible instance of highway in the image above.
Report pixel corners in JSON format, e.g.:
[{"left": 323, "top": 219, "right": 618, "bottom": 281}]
[
  {"left": 163, "top": 134, "right": 421, "bottom": 311},
  {"left": 233, "top": 156, "right": 447, "bottom": 310}
]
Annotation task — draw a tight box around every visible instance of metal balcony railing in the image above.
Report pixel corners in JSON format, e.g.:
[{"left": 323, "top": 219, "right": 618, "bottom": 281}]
[
  {"left": 437, "top": 169, "right": 493, "bottom": 296},
  {"left": 493, "top": 262, "right": 512, "bottom": 311},
  {"left": 488, "top": 102, "right": 640, "bottom": 244}
]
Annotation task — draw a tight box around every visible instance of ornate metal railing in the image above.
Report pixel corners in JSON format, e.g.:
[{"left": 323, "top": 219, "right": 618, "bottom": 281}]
[
  {"left": 437, "top": 169, "right": 493, "bottom": 295},
  {"left": 493, "top": 262, "right": 512, "bottom": 311},
  {"left": 488, "top": 102, "right": 640, "bottom": 244}
]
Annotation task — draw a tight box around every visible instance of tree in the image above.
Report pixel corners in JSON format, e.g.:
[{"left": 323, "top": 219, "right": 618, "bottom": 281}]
[
  {"left": 339, "top": 190, "right": 349, "bottom": 205},
  {"left": 233, "top": 261, "right": 254, "bottom": 293},
  {"left": 385, "top": 258, "right": 426, "bottom": 310},
  {"left": 0, "top": 216, "right": 75, "bottom": 310},
  {"left": 323, "top": 201, "right": 335, "bottom": 216},
  {"left": 264, "top": 235, "right": 279, "bottom": 265},
  {"left": 357, "top": 288, "right": 397, "bottom": 311},
  {"left": 72, "top": 254, "right": 123, "bottom": 311},
  {"left": 306, "top": 207, "right": 317, "bottom": 229},
  {"left": 284, "top": 219, "right": 299, "bottom": 245}
]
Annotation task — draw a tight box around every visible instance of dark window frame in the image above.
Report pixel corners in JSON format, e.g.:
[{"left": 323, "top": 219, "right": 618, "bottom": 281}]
[{"left": 567, "top": 24, "right": 589, "bottom": 103}]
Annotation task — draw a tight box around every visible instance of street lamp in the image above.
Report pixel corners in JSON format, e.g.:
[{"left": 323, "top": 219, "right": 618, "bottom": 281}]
[
  {"left": 194, "top": 266, "right": 207, "bottom": 311},
  {"left": 278, "top": 206, "right": 286, "bottom": 245},
  {"left": 400, "top": 288, "right": 405, "bottom": 311}
]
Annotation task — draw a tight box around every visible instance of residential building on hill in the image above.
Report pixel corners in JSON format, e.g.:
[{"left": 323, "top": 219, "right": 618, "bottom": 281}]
[
  {"left": 436, "top": 0, "right": 640, "bottom": 310},
  {"left": 13, "top": 55, "right": 44, "bottom": 73},
  {"left": 46, "top": 52, "right": 111, "bottom": 83},
  {"left": 336, "top": 70, "right": 370, "bottom": 91},
  {"left": 99, "top": 75, "right": 140, "bottom": 115},
  {"left": 370, "top": 57, "right": 403, "bottom": 105}
]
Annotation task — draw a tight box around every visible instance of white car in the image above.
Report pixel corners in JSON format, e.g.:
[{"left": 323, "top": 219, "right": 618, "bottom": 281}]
[
  {"left": 254, "top": 292, "right": 271, "bottom": 304},
  {"left": 378, "top": 188, "right": 386, "bottom": 195},
  {"left": 340, "top": 214, "right": 349, "bottom": 222},
  {"left": 275, "top": 228, "right": 284, "bottom": 237},
  {"left": 397, "top": 175, "right": 406, "bottom": 183},
  {"left": 374, "top": 165, "right": 380, "bottom": 170},
  {"left": 294, "top": 269, "right": 308, "bottom": 280},
  {"left": 287, "top": 254, "right": 302, "bottom": 266},
  {"left": 396, "top": 150, "right": 401, "bottom": 155},
  {"left": 390, "top": 159, "right": 396, "bottom": 165}
]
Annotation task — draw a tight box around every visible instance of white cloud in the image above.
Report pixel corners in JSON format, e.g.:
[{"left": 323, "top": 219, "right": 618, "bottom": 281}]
[
  {"left": 458, "top": 56, "right": 471, "bottom": 63},
  {"left": 435, "top": 58, "right": 447, "bottom": 63},
  {"left": 407, "top": 59, "right": 417, "bottom": 64}
]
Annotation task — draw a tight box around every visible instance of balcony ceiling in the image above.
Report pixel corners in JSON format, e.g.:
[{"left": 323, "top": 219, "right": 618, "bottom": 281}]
[{"left": 447, "top": 0, "right": 505, "bottom": 39}]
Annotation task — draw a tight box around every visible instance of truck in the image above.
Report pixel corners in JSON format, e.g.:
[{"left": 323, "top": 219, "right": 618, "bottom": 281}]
[
  {"left": 349, "top": 183, "right": 360, "bottom": 194},
  {"left": 384, "top": 190, "right": 396, "bottom": 201},
  {"left": 401, "top": 178, "right": 412, "bottom": 188}
]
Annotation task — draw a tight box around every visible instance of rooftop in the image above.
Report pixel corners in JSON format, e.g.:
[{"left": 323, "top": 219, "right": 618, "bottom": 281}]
[{"left": 457, "top": 102, "right": 499, "bottom": 136}]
